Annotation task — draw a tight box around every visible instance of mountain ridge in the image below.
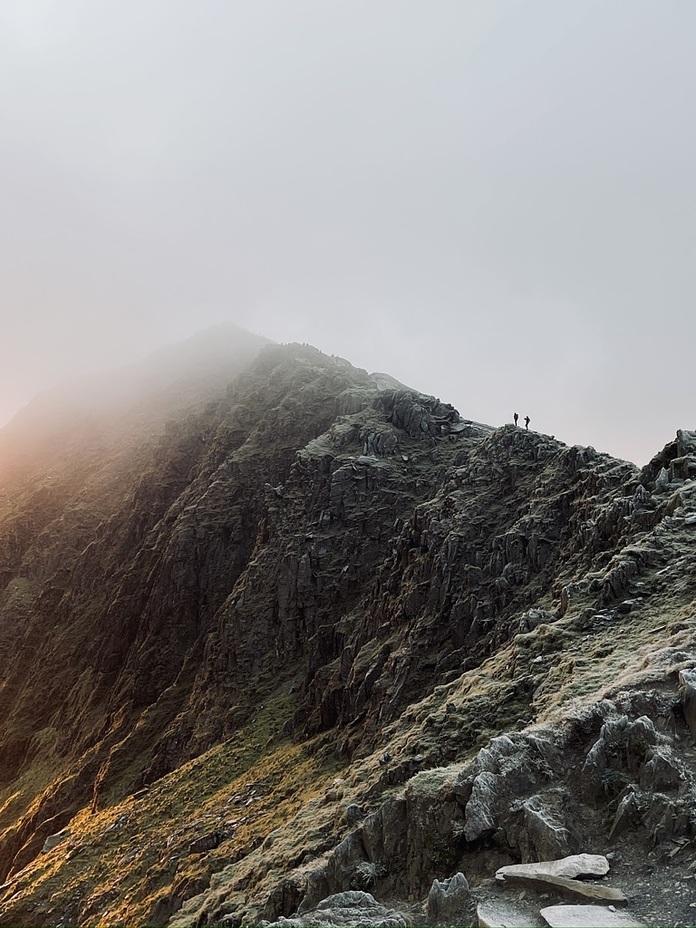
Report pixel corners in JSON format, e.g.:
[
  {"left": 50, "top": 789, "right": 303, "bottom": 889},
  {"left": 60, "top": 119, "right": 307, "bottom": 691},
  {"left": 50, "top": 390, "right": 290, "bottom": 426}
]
[{"left": 0, "top": 331, "right": 694, "bottom": 926}]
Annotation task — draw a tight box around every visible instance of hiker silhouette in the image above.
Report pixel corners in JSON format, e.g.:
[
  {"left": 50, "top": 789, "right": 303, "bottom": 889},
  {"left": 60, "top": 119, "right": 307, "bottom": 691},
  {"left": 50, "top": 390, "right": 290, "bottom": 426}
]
[
  {"left": 524, "top": 416, "right": 530, "bottom": 429},
  {"left": 514, "top": 412, "right": 519, "bottom": 426}
]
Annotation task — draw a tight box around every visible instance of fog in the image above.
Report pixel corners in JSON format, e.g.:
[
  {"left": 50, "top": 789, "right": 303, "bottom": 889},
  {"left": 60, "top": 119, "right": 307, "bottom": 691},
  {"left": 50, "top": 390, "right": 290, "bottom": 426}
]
[{"left": 2, "top": 0, "right": 695, "bottom": 465}]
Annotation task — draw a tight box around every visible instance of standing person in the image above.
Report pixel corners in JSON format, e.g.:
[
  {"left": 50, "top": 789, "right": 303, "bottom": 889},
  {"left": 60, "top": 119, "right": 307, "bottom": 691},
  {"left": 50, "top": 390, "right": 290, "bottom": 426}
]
[
  {"left": 524, "top": 416, "right": 530, "bottom": 430},
  {"left": 514, "top": 412, "right": 519, "bottom": 426}
]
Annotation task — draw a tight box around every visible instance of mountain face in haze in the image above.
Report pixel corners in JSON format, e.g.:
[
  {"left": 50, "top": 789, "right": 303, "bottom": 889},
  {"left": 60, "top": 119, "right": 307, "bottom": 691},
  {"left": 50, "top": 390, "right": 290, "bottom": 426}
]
[
  {"left": 0, "top": 332, "right": 695, "bottom": 927},
  {"left": 0, "top": 323, "right": 270, "bottom": 494}
]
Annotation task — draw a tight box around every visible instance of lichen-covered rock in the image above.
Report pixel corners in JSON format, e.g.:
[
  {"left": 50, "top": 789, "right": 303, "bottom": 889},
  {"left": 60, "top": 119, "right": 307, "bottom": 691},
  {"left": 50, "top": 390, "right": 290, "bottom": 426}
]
[{"left": 259, "top": 891, "right": 409, "bottom": 927}]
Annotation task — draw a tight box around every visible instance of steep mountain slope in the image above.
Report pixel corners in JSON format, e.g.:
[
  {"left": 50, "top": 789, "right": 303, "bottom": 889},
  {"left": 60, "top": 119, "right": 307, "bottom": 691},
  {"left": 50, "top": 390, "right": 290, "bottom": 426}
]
[{"left": 0, "top": 338, "right": 695, "bottom": 927}]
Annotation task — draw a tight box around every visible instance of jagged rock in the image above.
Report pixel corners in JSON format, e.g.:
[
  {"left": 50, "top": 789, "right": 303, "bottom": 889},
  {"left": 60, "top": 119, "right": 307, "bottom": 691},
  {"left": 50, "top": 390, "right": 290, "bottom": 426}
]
[
  {"left": 676, "top": 428, "right": 696, "bottom": 456},
  {"left": 361, "top": 428, "right": 399, "bottom": 457},
  {"left": 518, "top": 609, "right": 553, "bottom": 633},
  {"left": 638, "top": 747, "right": 682, "bottom": 790},
  {"left": 464, "top": 771, "right": 501, "bottom": 841},
  {"left": 669, "top": 456, "right": 695, "bottom": 481},
  {"left": 299, "top": 831, "right": 368, "bottom": 911},
  {"left": 540, "top": 904, "right": 646, "bottom": 927},
  {"left": 376, "top": 390, "right": 462, "bottom": 441},
  {"left": 426, "top": 871, "right": 471, "bottom": 923},
  {"left": 581, "top": 715, "right": 661, "bottom": 800},
  {"left": 513, "top": 795, "right": 573, "bottom": 861},
  {"left": 495, "top": 854, "right": 610, "bottom": 882},
  {"left": 640, "top": 789, "right": 691, "bottom": 844},
  {"left": 608, "top": 791, "right": 640, "bottom": 840},
  {"left": 678, "top": 668, "right": 696, "bottom": 739},
  {"left": 654, "top": 467, "right": 670, "bottom": 492},
  {"left": 360, "top": 795, "right": 408, "bottom": 876},
  {"left": 401, "top": 770, "right": 463, "bottom": 895},
  {"left": 259, "top": 891, "right": 409, "bottom": 926},
  {"left": 477, "top": 897, "right": 544, "bottom": 927}
]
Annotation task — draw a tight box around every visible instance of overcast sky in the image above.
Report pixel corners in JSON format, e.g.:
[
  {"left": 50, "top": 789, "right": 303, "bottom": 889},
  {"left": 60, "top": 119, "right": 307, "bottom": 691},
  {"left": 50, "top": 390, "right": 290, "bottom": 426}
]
[{"left": 1, "top": 0, "right": 695, "bottom": 465}]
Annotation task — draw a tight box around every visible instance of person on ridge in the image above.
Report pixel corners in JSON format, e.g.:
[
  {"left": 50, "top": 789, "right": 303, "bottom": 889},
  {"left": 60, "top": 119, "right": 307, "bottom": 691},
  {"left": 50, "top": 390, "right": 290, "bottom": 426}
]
[
  {"left": 514, "top": 412, "right": 519, "bottom": 426},
  {"left": 525, "top": 415, "right": 530, "bottom": 429}
]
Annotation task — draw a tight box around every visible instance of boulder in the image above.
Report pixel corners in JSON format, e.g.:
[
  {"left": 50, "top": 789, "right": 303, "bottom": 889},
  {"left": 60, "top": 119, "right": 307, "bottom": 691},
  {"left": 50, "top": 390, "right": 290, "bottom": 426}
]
[
  {"left": 496, "top": 855, "right": 609, "bottom": 882},
  {"left": 41, "top": 828, "right": 70, "bottom": 854}
]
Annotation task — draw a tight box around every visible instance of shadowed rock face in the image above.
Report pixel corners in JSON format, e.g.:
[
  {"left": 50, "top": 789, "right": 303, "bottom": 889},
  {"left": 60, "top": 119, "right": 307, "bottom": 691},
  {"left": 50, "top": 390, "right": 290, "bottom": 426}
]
[{"left": 0, "top": 335, "right": 695, "bottom": 927}]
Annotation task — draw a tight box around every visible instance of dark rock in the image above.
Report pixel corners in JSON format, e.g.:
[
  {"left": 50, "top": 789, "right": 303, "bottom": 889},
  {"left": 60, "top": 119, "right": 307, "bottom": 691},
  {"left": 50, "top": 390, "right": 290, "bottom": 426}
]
[
  {"left": 678, "top": 669, "right": 696, "bottom": 739},
  {"left": 464, "top": 771, "right": 501, "bottom": 841},
  {"left": 188, "top": 831, "right": 221, "bottom": 854},
  {"left": 343, "top": 804, "right": 364, "bottom": 825}
]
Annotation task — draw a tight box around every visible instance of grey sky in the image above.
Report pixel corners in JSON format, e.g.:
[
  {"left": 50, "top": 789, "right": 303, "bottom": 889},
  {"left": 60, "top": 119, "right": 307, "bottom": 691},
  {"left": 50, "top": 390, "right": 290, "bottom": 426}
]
[{"left": 1, "top": 0, "right": 695, "bottom": 465}]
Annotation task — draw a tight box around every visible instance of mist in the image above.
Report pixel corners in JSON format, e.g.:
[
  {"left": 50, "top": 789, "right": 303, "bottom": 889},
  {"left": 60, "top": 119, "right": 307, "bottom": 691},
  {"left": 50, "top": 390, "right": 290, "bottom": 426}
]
[{"left": 2, "top": 0, "right": 695, "bottom": 465}]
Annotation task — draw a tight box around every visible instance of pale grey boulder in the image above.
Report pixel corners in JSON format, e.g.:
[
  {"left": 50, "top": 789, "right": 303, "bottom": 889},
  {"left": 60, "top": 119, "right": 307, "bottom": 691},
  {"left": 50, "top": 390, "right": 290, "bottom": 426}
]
[
  {"left": 41, "top": 828, "right": 70, "bottom": 854},
  {"left": 495, "top": 854, "right": 610, "bottom": 882}
]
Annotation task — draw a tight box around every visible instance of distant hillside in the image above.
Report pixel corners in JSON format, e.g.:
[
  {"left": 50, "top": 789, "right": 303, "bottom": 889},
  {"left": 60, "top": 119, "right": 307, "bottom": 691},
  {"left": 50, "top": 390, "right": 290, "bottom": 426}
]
[{"left": 0, "top": 336, "right": 695, "bottom": 927}]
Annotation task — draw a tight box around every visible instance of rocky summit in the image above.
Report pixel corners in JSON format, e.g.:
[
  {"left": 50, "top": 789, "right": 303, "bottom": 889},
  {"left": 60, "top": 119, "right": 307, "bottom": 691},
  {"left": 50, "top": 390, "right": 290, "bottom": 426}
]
[{"left": 1, "top": 330, "right": 696, "bottom": 928}]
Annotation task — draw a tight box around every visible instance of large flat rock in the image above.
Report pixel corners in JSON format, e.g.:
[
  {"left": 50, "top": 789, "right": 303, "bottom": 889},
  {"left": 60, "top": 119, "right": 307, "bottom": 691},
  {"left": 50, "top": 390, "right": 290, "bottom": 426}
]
[
  {"left": 496, "top": 855, "right": 610, "bottom": 882},
  {"left": 477, "top": 898, "right": 544, "bottom": 927},
  {"left": 540, "top": 904, "right": 646, "bottom": 927},
  {"left": 497, "top": 873, "right": 626, "bottom": 906}
]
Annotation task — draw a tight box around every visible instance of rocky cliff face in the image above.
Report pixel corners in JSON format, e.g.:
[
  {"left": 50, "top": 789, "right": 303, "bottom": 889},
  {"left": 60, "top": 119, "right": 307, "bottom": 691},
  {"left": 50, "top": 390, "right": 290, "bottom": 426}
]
[{"left": 0, "top": 336, "right": 694, "bottom": 927}]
